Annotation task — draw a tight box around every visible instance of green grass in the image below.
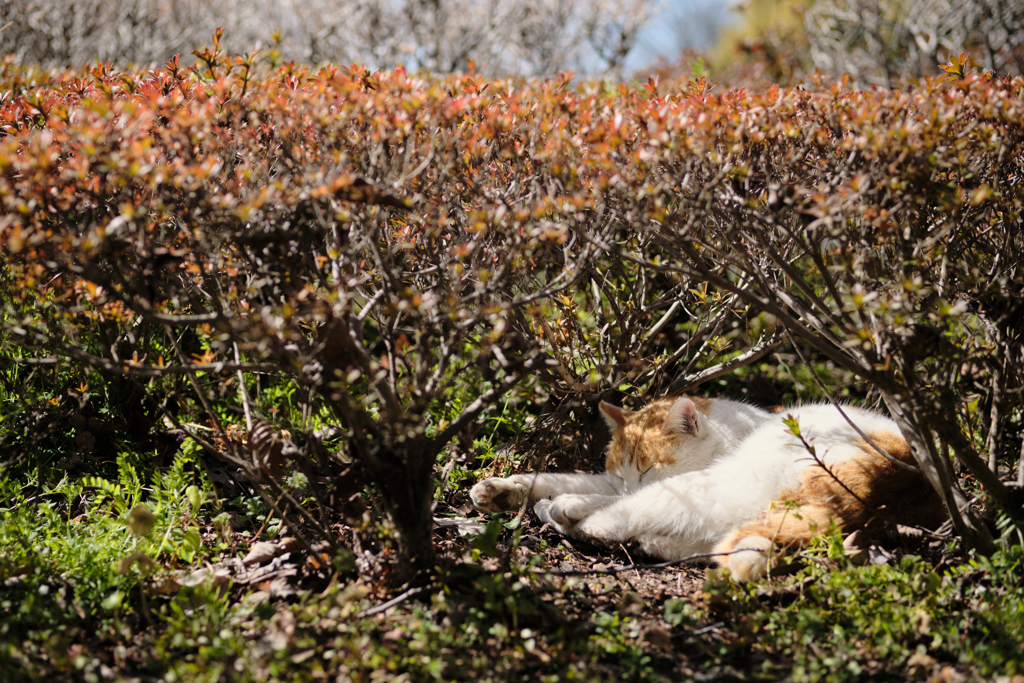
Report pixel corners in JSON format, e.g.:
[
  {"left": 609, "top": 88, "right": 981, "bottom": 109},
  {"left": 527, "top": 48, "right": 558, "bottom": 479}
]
[
  {"left": 0, "top": 447, "right": 218, "bottom": 681},
  {"left": 672, "top": 539, "right": 1024, "bottom": 681},
  {"left": 2, "top": 344, "right": 1023, "bottom": 682},
  {"left": 3, "top": 436, "right": 1024, "bottom": 682}
]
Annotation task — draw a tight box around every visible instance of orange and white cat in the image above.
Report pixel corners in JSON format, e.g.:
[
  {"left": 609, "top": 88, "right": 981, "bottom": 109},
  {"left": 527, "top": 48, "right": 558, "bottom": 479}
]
[{"left": 470, "top": 396, "right": 947, "bottom": 580}]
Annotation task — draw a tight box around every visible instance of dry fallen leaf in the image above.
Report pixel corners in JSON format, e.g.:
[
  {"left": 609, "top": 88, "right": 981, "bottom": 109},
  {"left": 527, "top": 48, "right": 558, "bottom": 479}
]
[
  {"left": 433, "top": 516, "right": 486, "bottom": 536},
  {"left": 147, "top": 575, "right": 182, "bottom": 594},
  {"left": 242, "top": 541, "right": 284, "bottom": 566},
  {"left": 643, "top": 626, "right": 673, "bottom": 650}
]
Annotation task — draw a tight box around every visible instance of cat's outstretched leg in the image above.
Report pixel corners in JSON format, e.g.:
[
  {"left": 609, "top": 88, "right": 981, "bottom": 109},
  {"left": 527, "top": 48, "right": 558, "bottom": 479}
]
[
  {"left": 471, "top": 472, "right": 622, "bottom": 513},
  {"left": 532, "top": 472, "right": 735, "bottom": 560}
]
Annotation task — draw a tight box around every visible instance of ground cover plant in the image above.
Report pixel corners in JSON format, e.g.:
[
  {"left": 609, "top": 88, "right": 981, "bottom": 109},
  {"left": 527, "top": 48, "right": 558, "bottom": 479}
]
[{"left": 1, "top": 44, "right": 1024, "bottom": 680}]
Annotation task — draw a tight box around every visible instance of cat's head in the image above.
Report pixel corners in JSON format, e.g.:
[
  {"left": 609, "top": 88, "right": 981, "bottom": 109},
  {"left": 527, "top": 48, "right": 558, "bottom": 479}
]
[{"left": 600, "top": 396, "right": 725, "bottom": 486}]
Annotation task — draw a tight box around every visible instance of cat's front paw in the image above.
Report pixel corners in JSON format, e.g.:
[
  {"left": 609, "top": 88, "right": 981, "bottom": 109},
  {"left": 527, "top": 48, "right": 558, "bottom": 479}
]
[
  {"left": 535, "top": 497, "right": 622, "bottom": 544},
  {"left": 534, "top": 494, "right": 591, "bottom": 527},
  {"left": 724, "top": 534, "right": 773, "bottom": 581},
  {"left": 470, "top": 477, "right": 527, "bottom": 512},
  {"left": 532, "top": 498, "right": 577, "bottom": 537}
]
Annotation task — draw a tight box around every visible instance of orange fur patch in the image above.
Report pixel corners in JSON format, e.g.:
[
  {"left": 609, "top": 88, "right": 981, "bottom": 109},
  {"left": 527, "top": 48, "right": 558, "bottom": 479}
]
[
  {"left": 604, "top": 396, "right": 709, "bottom": 475},
  {"left": 713, "top": 429, "right": 947, "bottom": 567}
]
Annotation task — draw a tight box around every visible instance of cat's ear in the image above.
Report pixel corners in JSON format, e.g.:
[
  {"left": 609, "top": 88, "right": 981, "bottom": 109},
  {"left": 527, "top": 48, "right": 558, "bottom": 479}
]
[
  {"left": 663, "top": 397, "right": 699, "bottom": 437},
  {"left": 599, "top": 401, "right": 627, "bottom": 433}
]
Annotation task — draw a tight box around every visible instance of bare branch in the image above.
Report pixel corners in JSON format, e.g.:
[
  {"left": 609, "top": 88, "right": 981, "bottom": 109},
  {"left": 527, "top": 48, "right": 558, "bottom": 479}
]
[{"left": 668, "top": 334, "right": 785, "bottom": 395}]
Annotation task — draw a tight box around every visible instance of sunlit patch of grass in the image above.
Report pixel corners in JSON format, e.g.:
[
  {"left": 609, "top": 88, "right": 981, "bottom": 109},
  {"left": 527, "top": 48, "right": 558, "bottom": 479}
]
[
  {"left": 0, "top": 449, "right": 215, "bottom": 679},
  {"left": 679, "top": 532, "right": 1024, "bottom": 682}
]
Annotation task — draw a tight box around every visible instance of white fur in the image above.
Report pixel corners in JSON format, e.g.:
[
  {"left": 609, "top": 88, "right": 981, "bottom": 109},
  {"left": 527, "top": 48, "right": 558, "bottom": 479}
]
[
  {"left": 614, "top": 397, "right": 770, "bottom": 493},
  {"left": 472, "top": 401, "right": 902, "bottom": 576},
  {"left": 470, "top": 472, "right": 622, "bottom": 512},
  {"left": 563, "top": 404, "right": 896, "bottom": 559},
  {"left": 471, "top": 397, "right": 767, "bottom": 513}
]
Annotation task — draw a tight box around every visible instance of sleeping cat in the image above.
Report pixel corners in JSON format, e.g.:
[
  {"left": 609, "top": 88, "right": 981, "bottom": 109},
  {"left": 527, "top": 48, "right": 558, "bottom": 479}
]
[{"left": 470, "top": 396, "right": 947, "bottom": 580}]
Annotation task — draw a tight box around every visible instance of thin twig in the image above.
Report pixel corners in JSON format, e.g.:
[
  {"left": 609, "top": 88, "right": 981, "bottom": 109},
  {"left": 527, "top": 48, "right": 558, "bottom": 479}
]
[
  {"left": 669, "top": 333, "right": 784, "bottom": 395},
  {"left": 618, "top": 542, "right": 642, "bottom": 582},
  {"left": 358, "top": 585, "right": 435, "bottom": 618},
  {"left": 643, "top": 300, "right": 681, "bottom": 343},
  {"left": 786, "top": 422, "right": 878, "bottom": 517},
  {"left": 1018, "top": 436, "right": 1024, "bottom": 487},
  {"left": 234, "top": 342, "right": 254, "bottom": 432},
  {"left": 356, "top": 547, "right": 768, "bottom": 619},
  {"left": 539, "top": 548, "right": 753, "bottom": 576},
  {"left": 252, "top": 493, "right": 284, "bottom": 540},
  {"left": 163, "top": 324, "right": 231, "bottom": 446},
  {"left": 17, "top": 353, "right": 278, "bottom": 378},
  {"left": 785, "top": 331, "right": 919, "bottom": 473}
]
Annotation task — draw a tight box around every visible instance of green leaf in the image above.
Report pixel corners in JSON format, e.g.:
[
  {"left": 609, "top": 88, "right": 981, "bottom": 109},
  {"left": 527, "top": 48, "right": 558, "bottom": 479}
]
[
  {"left": 185, "top": 485, "right": 202, "bottom": 516},
  {"left": 182, "top": 528, "right": 202, "bottom": 554},
  {"left": 101, "top": 590, "right": 123, "bottom": 610}
]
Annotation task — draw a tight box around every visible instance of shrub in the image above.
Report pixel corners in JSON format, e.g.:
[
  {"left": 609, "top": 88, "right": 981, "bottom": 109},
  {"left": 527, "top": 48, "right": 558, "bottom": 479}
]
[{"left": 2, "top": 48, "right": 1022, "bottom": 583}]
